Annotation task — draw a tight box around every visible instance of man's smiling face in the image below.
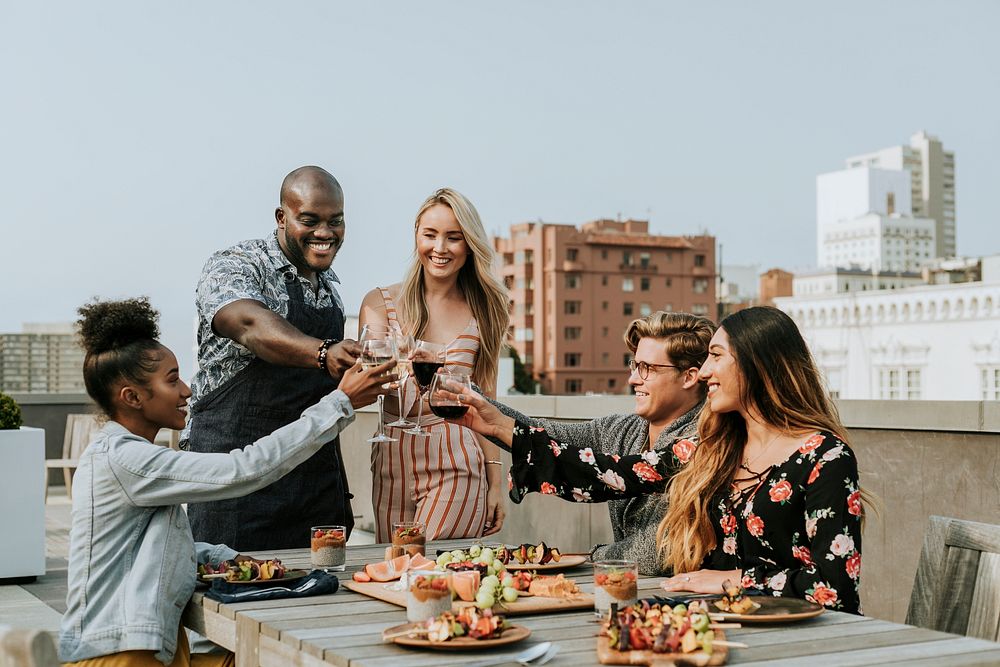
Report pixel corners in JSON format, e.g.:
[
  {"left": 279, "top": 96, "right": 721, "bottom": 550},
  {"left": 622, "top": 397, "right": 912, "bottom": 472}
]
[{"left": 275, "top": 181, "right": 345, "bottom": 278}]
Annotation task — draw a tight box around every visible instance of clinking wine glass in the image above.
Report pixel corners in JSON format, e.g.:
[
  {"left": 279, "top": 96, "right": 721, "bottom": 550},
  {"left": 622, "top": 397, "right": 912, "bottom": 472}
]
[
  {"left": 428, "top": 373, "right": 473, "bottom": 420},
  {"left": 403, "top": 340, "right": 447, "bottom": 438},
  {"left": 386, "top": 331, "right": 416, "bottom": 429},
  {"left": 362, "top": 337, "right": 398, "bottom": 444}
]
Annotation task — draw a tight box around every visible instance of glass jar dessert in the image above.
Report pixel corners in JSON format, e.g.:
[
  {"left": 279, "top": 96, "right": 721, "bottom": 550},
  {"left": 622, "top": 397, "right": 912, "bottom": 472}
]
[
  {"left": 593, "top": 560, "right": 638, "bottom": 614},
  {"left": 391, "top": 521, "right": 426, "bottom": 558},
  {"left": 310, "top": 525, "right": 347, "bottom": 571},
  {"left": 406, "top": 572, "right": 453, "bottom": 622}
]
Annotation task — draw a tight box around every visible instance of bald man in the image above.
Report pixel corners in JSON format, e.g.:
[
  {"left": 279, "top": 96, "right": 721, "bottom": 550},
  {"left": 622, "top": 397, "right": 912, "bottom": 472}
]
[{"left": 184, "top": 166, "right": 363, "bottom": 550}]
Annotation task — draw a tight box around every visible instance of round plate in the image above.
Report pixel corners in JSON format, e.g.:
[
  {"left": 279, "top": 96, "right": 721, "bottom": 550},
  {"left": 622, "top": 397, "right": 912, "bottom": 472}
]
[
  {"left": 384, "top": 623, "right": 531, "bottom": 650},
  {"left": 504, "top": 554, "right": 588, "bottom": 571},
  {"left": 199, "top": 569, "right": 311, "bottom": 586},
  {"left": 713, "top": 595, "right": 823, "bottom": 622}
]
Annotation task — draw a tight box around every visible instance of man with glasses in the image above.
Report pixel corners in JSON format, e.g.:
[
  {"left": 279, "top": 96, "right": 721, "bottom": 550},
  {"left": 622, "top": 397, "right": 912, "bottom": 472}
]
[
  {"left": 488, "top": 311, "right": 715, "bottom": 575},
  {"left": 183, "top": 166, "right": 363, "bottom": 550}
]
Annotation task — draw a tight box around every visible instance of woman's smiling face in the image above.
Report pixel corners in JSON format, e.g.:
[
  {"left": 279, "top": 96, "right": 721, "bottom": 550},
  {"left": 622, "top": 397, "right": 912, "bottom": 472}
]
[
  {"left": 415, "top": 203, "right": 469, "bottom": 280},
  {"left": 698, "top": 327, "right": 744, "bottom": 414}
]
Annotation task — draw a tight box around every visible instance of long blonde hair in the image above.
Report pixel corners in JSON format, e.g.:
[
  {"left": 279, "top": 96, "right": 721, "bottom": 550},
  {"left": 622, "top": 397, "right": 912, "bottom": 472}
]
[
  {"left": 398, "top": 188, "right": 509, "bottom": 390},
  {"left": 657, "top": 307, "right": 849, "bottom": 573}
]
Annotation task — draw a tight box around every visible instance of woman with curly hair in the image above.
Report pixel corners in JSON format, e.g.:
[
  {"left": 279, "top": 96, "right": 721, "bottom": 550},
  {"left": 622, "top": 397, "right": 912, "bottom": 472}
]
[
  {"left": 445, "top": 307, "right": 865, "bottom": 614},
  {"left": 359, "top": 188, "right": 510, "bottom": 541},
  {"left": 60, "top": 298, "right": 388, "bottom": 666}
]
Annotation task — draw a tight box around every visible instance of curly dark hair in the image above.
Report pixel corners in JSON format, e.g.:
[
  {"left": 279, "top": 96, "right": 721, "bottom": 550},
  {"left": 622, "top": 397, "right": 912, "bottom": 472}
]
[{"left": 76, "top": 297, "right": 164, "bottom": 415}]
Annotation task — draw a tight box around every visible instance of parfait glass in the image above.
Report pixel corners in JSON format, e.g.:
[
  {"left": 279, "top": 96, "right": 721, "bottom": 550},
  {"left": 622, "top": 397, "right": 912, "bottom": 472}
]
[
  {"left": 362, "top": 336, "right": 398, "bottom": 444},
  {"left": 403, "top": 340, "right": 447, "bottom": 439}
]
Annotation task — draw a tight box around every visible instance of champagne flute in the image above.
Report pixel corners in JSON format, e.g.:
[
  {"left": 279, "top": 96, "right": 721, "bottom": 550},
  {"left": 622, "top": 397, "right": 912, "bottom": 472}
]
[
  {"left": 386, "top": 331, "right": 417, "bottom": 428},
  {"left": 362, "top": 337, "right": 398, "bottom": 444},
  {"left": 404, "top": 340, "right": 447, "bottom": 438},
  {"left": 428, "top": 373, "right": 473, "bottom": 420}
]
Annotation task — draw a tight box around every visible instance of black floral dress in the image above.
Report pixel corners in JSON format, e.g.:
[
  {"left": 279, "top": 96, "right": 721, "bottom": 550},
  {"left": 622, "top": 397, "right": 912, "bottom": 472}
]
[{"left": 507, "top": 422, "right": 863, "bottom": 615}]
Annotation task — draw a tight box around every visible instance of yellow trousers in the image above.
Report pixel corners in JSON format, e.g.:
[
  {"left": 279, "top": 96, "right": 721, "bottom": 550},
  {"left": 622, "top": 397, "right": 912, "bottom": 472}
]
[{"left": 64, "top": 625, "right": 234, "bottom": 667}]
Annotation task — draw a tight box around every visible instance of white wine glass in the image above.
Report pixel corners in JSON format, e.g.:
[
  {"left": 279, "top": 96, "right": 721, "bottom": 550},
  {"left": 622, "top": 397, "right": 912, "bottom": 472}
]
[
  {"left": 362, "top": 336, "right": 398, "bottom": 444},
  {"left": 386, "top": 331, "right": 416, "bottom": 429}
]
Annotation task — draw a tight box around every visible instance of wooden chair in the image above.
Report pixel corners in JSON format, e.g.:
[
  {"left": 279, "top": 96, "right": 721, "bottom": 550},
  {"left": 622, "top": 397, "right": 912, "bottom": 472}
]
[
  {"left": 44, "top": 413, "right": 101, "bottom": 502},
  {"left": 0, "top": 627, "right": 58, "bottom": 667},
  {"left": 906, "top": 515, "right": 1000, "bottom": 641}
]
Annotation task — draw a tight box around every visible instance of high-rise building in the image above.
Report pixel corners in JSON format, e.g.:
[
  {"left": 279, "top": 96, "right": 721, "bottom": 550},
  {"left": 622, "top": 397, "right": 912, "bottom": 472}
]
[
  {"left": 0, "top": 323, "right": 86, "bottom": 393},
  {"left": 816, "top": 166, "right": 936, "bottom": 272},
  {"left": 846, "top": 131, "right": 956, "bottom": 258},
  {"left": 493, "top": 219, "right": 715, "bottom": 395}
]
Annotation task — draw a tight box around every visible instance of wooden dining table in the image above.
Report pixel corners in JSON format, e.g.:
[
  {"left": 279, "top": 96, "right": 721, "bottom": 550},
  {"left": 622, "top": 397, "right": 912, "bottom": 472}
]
[{"left": 182, "top": 539, "right": 1000, "bottom": 667}]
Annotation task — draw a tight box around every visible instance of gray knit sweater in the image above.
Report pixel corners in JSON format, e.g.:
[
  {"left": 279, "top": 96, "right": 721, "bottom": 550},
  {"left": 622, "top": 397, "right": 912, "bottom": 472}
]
[{"left": 489, "top": 400, "right": 703, "bottom": 576}]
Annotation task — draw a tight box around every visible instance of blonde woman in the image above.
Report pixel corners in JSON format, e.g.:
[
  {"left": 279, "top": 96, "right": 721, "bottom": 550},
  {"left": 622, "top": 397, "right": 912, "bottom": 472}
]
[{"left": 360, "top": 188, "right": 509, "bottom": 541}]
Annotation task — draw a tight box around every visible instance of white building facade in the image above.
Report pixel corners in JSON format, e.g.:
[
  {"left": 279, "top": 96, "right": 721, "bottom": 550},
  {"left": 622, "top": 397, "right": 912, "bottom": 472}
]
[
  {"left": 775, "top": 280, "right": 1000, "bottom": 401},
  {"left": 794, "top": 268, "right": 924, "bottom": 297},
  {"left": 846, "top": 131, "right": 956, "bottom": 259}
]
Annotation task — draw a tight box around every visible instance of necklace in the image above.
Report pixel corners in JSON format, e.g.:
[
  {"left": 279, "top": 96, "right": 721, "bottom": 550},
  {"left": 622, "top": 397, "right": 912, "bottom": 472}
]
[{"left": 739, "top": 431, "right": 782, "bottom": 475}]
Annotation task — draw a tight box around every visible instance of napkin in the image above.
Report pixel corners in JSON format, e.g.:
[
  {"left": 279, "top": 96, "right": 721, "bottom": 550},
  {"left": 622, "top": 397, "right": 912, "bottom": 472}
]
[{"left": 205, "top": 570, "right": 339, "bottom": 603}]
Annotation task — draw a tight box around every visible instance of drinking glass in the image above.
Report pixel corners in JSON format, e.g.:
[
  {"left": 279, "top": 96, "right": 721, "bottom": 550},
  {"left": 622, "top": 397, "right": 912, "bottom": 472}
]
[
  {"left": 428, "top": 373, "right": 473, "bottom": 421},
  {"left": 386, "top": 331, "right": 416, "bottom": 428},
  {"left": 362, "top": 337, "right": 398, "bottom": 444},
  {"left": 403, "top": 340, "right": 446, "bottom": 438}
]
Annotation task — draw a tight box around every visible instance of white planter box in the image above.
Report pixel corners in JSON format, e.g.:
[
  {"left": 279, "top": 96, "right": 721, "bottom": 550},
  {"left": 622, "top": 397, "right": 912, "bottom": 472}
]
[{"left": 0, "top": 427, "right": 46, "bottom": 579}]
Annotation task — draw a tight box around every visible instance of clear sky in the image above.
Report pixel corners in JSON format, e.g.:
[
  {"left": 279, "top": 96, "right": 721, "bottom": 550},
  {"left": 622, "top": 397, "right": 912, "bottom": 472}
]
[{"left": 2, "top": 1, "right": 998, "bottom": 375}]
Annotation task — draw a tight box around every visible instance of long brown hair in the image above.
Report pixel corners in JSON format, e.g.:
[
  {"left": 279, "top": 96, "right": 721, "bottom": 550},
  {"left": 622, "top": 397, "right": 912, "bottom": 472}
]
[
  {"left": 658, "top": 306, "right": 848, "bottom": 573},
  {"left": 398, "top": 188, "right": 509, "bottom": 390}
]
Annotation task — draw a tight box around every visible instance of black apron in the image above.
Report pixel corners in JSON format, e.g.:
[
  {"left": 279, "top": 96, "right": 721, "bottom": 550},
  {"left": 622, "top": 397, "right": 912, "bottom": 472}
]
[{"left": 186, "top": 272, "right": 353, "bottom": 551}]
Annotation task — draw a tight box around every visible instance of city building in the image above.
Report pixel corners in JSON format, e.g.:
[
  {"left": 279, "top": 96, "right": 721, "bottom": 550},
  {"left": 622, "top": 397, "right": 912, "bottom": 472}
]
[
  {"left": 775, "top": 258, "right": 1000, "bottom": 401},
  {"left": 759, "top": 268, "right": 793, "bottom": 307},
  {"left": 0, "top": 323, "right": 86, "bottom": 393},
  {"left": 794, "top": 267, "right": 924, "bottom": 297},
  {"left": 493, "top": 219, "right": 715, "bottom": 395},
  {"left": 816, "top": 166, "right": 936, "bottom": 272},
  {"left": 846, "top": 130, "right": 956, "bottom": 259}
]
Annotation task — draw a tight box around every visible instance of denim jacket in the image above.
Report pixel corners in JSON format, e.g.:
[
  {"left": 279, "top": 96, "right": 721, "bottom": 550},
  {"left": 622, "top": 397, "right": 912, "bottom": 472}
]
[{"left": 59, "top": 390, "right": 354, "bottom": 664}]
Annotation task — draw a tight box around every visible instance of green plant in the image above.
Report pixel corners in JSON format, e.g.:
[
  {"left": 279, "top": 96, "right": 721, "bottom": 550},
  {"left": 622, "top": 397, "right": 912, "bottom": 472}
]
[
  {"left": 0, "top": 392, "right": 23, "bottom": 430},
  {"left": 509, "top": 348, "right": 537, "bottom": 395}
]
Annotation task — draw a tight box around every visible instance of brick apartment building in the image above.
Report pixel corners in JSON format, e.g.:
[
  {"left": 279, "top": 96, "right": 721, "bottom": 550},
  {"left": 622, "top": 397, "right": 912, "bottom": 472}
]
[{"left": 493, "top": 219, "right": 716, "bottom": 395}]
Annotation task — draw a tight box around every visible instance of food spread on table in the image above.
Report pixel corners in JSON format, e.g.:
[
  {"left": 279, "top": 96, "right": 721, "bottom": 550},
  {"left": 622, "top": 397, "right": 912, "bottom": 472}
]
[
  {"left": 714, "top": 582, "right": 761, "bottom": 615},
  {"left": 603, "top": 600, "right": 718, "bottom": 657},
  {"left": 423, "top": 607, "right": 510, "bottom": 642},
  {"left": 197, "top": 559, "right": 287, "bottom": 582},
  {"left": 353, "top": 553, "right": 436, "bottom": 583},
  {"left": 496, "top": 542, "right": 563, "bottom": 565},
  {"left": 391, "top": 523, "right": 427, "bottom": 558}
]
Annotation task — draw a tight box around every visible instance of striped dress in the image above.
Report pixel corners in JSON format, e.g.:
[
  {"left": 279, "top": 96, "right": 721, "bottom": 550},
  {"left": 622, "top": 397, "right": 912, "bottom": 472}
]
[{"left": 370, "top": 288, "right": 488, "bottom": 542}]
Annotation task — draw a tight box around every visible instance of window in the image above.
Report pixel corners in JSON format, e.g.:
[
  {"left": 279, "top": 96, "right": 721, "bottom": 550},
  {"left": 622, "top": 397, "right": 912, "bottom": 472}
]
[
  {"left": 564, "top": 353, "right": 581, "bottom": 367},
  {"left": 663, "top": 303, "right": 673, "bottom": 311},
  {"left": 564, "top": 326, "right": 582, "bottom": 340},
  {"left": 524, "top": 249, "right": 534, "bottom": 263},
  {"left": 693, "top": 278, "right": 709, "bottom": 294},
  {"left": 608, "top": 378, "right": 616, "bottom": 389},
  {"left": 514, "top": 328, "right": 534, "bottom": 342},
  {"left": 639, "top": 303, "right": 651, "bottom": 316},
  {"left": 622, "top": 277, "right": 634, "bottom": 292},
  {"left": 691, "top": 303, "right": 709, "bottom": 315},
  {"left": 623, "top": 302, "right": 634, "bottom": 316},
  {"left": 602, "top": 352, "right": 610, "bottom": 364},
  {"left": 565, "top": 379, "right": 583, "bottom": 393},
  {"left": 623, "top": 251, "right": 632, "bottom": 266},
  {"left": 640, "top": 277, "right": 650, "bottom": 291},
  {"left": 665, "top": 277, "right": 672, "bottom": 287},
  {"left": 564, "top": 301, "right": 582, "bottom": 314},
  {"left": 640, "top": 252, "right": 651, "bottom": 269},
  {"left": 878, "top": 367, "right": 922, "bottom": 399},
  {"left": 601, "top": 249, "right": 608, "bottom": 260},
  {"left": 601, "top": 326, "right": 609, "bottom": 337},
  {"left": 566, "top": 248, "right": 578, "bottom": 261},
  {"left": 565, "top": 274, "right": 581, "bottom": 289},
  {"left": 623, "top": 353, "right": 632, "bottom": 368},
  {"left": 981, "top": 367, "right": 1000, "bottom": 400},
  {"left": 602, "top": 301, "right": 609, "bottom": 311},
  {"left": 602, "top": 275, "right": 608, "bottom": 286},
  {"left": 694, "top": 254, "right": 706, "bottom": 267}
]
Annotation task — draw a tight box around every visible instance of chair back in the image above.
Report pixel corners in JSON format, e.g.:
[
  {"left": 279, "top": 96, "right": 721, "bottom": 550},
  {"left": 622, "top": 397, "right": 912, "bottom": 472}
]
[
  {"left": 906, "top": 515, "right": 1000, "bottom": 641},
  {"left": 0, "top": 627, "right": 58, "bottom": 667},
  {"left": 63, "top": 413, "right": 101, "bottom": 460}
]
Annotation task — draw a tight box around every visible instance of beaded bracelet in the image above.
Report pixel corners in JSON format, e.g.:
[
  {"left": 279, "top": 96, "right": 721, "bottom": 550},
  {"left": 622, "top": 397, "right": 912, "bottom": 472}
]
[{"left": 317, "top": 338, "right": 335, "bottom": 370}]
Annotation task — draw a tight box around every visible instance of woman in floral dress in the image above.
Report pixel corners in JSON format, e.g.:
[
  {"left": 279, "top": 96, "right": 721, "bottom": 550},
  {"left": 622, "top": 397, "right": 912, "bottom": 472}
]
[{"left": 445, "top": 306, "right": 863, "bottom": 614}]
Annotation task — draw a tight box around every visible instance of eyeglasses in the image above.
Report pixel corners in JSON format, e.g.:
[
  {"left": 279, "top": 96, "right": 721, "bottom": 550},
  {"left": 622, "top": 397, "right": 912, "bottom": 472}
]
[{"left": 628, "top": 359, "right": 681, "bottom": 380}]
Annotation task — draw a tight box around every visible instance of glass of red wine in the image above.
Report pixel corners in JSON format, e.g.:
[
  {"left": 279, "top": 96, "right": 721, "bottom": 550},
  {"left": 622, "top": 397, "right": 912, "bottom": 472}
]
[
  {"left": 403, "top": 339, "right": 447, "bottom": 438},
  {"left": 428, "top": 373, "right": 472, "bottom": 420}
]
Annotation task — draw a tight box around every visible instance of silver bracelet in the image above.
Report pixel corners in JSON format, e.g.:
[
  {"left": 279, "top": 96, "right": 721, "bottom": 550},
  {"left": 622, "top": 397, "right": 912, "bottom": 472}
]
[{"left": 486, "top": 460, "right": 503, "bottom": 466}]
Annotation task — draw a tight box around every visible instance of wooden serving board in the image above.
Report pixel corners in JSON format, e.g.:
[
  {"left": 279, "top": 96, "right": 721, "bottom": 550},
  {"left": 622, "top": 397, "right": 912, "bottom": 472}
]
[
  {"left": 597, "top": 635, "right": 727, "bottom": 666},
  {"left": 344, "top": 580, "right": 594, "bottom": 615}
]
